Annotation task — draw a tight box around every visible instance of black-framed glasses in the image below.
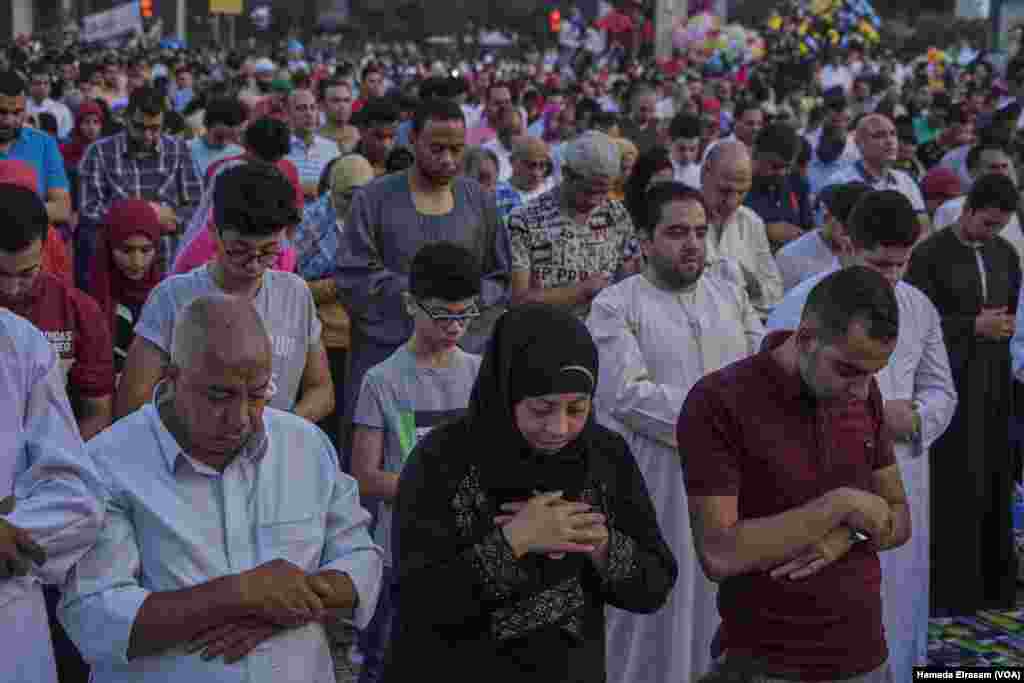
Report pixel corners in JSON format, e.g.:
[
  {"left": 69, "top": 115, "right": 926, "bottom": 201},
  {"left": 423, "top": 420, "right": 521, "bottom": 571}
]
[
  {"left": 416, "top": 299, "right": 481, "bottom": 324},
  {"left": 218, "top": 229, "right": 282, "bottom": 266}
]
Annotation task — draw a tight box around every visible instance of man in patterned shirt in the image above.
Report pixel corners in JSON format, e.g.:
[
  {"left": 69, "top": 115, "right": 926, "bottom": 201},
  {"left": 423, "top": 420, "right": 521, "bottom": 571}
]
[
  {"left": 507, "top": 131, "right": 641, "bottom": 319},
  {"left": 77, "top": 86, "right": 202, "bottom": 285}
]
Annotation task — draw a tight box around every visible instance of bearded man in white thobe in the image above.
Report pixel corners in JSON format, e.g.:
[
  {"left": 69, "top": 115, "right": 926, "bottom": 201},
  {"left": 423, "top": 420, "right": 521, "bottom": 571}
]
[
  {"left": 767, "top": 190, "right": 957, "bottom": 683},
  {"left": 0, "top": 308, "right": 105, "bottom": 682},
  {"left": 588, "top": 182, "right": 763, "bottom": 683}
]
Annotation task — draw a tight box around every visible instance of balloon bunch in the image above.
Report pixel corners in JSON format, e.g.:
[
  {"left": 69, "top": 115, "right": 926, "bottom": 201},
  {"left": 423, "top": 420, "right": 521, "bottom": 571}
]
[
  {"left": 672, "top": 13, "right": 767, "bottom": 74},
  {"left": 765, "top": 0, "right": 882, "bottom": 60}
]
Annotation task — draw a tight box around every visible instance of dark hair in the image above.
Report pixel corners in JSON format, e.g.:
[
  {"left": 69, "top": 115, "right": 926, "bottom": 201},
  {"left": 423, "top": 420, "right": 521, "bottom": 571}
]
[
  {"left": 966, "top": 142, "right": 1010, "bottom": 173},
  {"left": 635, "top": 181, "right": 706, "bottom": 237},
  {"left": 37, "top": 112, "right": 58, "bottom": 137},
  {"left": 803, "top": 265, "right": 900, "bottom": 344},
  {"left": 732, "top": 99, "right": 762, "bottom": 122},
  {"left": 213, "top": 162, "right": 301, "bottom": 237},
  {"left": 317, "top": 156, "right": 343, "bottom": 198},
  {"left": 361, "top": 62, "right": 384, "bottom": 82},
  {"left": 242, "top": 117, "right": 291, "bottom": 162},
  {"left": 353, "top": 97, "right": 401, "bottom": 129},
  {"left": 797, "top": 137, "right": 812, "bottom": 166},
  {"left": 591, "top": 111, "right": 620, "bottom": 134},
  {"left": 409, "top": 241, "right": 482, "bottom": 302},
  {"left": 669, "top": 113, "right": 702, "bottom": 141},
  {"left": 0, "top": 184, "right": 48, "bottom": 251},
  {"left": 412, "top": 97, "right": 465, "bottom": 133},
  {"left": 317, "top": 77, "right": 351, "bottom": 102},
  {"left": 846, "top": 190, "right": 920, "bottom": 250},
  {"left": 385, "top": 145, "right": 415, "bottom": 174},
  {"left": 204, "top": 97, "right": 246, "bottom": 129},
  {"left": 965, "top": 173, "right": 1019, "bottom": 213},
  {"left": 0, "top": 71, "right": 26, "bottom": 97},
  {"left": 125, "top": 86, "right": 166, "bottom": 118},
  {"left": 625, "top": 146, "right": 675, "bottom": 228},
  {"left": 753, "top": 123, "right": 800, "bottom": 162}
]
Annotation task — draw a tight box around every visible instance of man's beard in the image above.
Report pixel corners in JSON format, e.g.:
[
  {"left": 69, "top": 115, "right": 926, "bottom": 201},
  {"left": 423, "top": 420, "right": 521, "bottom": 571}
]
[
  {"left": 0, "top": 125, "right": 20, "bottom": 143},
  {"left": 648, "top": 250, "right": 703, "bottom": 290}
]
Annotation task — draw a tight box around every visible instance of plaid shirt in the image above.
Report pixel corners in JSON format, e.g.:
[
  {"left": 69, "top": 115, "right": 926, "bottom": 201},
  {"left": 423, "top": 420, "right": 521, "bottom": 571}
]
[{"left": 78, "top": 132, "right": 203, "bottom": 225}]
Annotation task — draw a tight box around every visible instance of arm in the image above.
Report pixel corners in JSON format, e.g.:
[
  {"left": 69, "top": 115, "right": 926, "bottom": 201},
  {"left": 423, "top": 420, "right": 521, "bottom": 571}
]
[
  {"left": 510, "top": 269, "right": 593, "bottom": 308},
  {"left": 114, "top": 337, "right": 167, "bottom": 419},
  {"left": 764, "top": 222, "right": 804, "bottom": 247},
  {"left": 868, "top": 463, "right": 911, "bottom": 552},
  {"left": 308, "top": 278, "right": 338, "bottom": 304},
  {"left": 294, "top": 340, "right": 334, "bottom": 423},
  {"left": 77, "top": 143, "right": 108, "bottom": 223},
  {"left": 46, "top": 188, "right": 72, "bottom": 225},
  {"left": 351, "top": 427, "right": 398, "bottom": 500},
  {"left": 302, "top": 181, "right": 320, "bottom": 200},
  {"left": 478, "top": 192, "right": 512, "bottom": 309},
  {"left": 11, "top": 336, "right": 104, "bottom": 587},
  {"left": 750, "top": 214, "right": 785, "bottom": 312},
  {"left": 76, "top": 395, "right": 113, "bottom": 441},
  {"left": 174, "top": 140, "right": 203, "bottom": 229},
  {"left": 738, "top": 283, "right": 766, "bottom": 354},
  {"left": 912, "top": 295, "right": 958, "bottom": 452},
  {"left": 587, "top": 291, "right": 687, "bottom": 447}
]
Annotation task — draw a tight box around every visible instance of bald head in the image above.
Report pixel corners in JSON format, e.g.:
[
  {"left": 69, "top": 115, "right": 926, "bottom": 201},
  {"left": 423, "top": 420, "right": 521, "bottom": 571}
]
[
  {"left": 855, "top": 114, "right": 897, "bottom": 167},
  {"left": 171, "top": 294, "right": 272, "bottom": 372},
  {"left": 705, "top": 140, "right": 751, "bottom": 176}
]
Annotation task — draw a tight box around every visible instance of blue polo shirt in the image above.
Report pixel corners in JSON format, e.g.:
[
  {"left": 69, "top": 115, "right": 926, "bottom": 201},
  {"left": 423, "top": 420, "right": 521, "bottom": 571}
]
[
  {"left": 0, "top": 126, "right": 70, "bottom": 196},
  {"left": 744, "top": 175, "right": 814, "bottom": 232}
]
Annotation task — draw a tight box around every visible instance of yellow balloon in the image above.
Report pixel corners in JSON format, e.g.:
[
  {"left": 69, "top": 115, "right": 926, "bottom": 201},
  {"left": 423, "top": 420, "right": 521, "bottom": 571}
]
[
  {"left": 768, "top": 15, "right": 782, "bottom": 30},
  {"left": 811, "top": 0, "right": 831, "bottom": 15},
  {"left": 799, "top": 43, "right": 809, "bottom": 55}
]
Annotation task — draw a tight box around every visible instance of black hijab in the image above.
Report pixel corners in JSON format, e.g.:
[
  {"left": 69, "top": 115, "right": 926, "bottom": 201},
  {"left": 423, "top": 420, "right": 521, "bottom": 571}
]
[{"left": 468, "top": 304, "right": 600, "bottom": 502}]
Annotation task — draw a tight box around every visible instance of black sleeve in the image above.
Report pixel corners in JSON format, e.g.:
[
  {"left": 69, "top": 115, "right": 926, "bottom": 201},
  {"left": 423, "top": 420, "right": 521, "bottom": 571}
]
[
  {"left": 905, "top": 240, "right": 977, "bottom": 357},
  {"left": 592, "top": 431, "right": 678, "bottom": 614},
  {"left": 393, "top": 426, "right": 542, "bottom": 629}
]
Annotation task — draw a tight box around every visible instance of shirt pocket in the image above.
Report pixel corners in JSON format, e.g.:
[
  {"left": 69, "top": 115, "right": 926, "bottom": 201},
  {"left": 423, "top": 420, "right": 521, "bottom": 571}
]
[{"left": 258, "top": 513, "right": 325, "bottom": 570}]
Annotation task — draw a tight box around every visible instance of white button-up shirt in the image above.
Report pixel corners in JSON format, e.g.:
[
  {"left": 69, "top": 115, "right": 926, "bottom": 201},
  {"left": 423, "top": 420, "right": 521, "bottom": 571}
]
[
  {"left": 0, "top": 310, "right": 104, "bottom": 683},
  {"left": 706, "top": 205, "right": 784, "bottom": 316},
  {"left": 825, "top": 162, "right": 926, "bottom": 213},
  {"left": 60, "top": 389, "right": 383, "bottom": 683}
]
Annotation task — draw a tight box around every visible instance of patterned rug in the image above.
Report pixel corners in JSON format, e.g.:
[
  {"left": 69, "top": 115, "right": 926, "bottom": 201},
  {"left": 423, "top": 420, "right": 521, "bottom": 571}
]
[{"left": 928, "top": 609, "right": 1024, "bottom": 666}]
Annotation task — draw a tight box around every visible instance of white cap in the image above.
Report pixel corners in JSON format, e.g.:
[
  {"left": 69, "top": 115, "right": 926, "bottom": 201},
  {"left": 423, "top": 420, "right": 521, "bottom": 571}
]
[
  {"left": 253, "top": 58, "right": 275, "bottom": 74},
  {"left": 561, "top": 131, "right": 622, "bottom": 180}
]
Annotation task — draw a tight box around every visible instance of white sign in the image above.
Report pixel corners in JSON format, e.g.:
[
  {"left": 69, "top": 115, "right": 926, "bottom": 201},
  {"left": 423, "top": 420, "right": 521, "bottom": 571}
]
[
  {"left": 957, "top": 0, "right": 991, "bottom": 18},
  {"left": 81, "top": 2, "right": 142, "bottom": 45}
]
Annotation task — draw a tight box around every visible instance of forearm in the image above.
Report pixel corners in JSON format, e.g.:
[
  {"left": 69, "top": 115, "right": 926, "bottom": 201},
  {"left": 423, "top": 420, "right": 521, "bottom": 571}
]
[
  {"left": 308, "top": 278, "right": 338, "bottom": 305},
  {"left": 127, "top": 575, "right": 244, "bottom": 660},
  {"left": 312, "top": 570, "right": 359, "bottom": 610},
  {"left": 47, "top": 198, "right": 71, "bottom": 224},
  {"left": 873, "top": 502, "right": 911, "bottom": 552},
  {"left": 701, "top": 489, "right": 851, "bottom": 580},
  {"left": 294, "top": 383, "right": 334, "bottom": 423},
  {"left": 357, "top": 471, "right": 399, "bottom": 500}
]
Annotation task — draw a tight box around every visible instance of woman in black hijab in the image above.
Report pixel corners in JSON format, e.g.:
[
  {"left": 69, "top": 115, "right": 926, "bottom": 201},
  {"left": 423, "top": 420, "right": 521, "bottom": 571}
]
[{"left": 384, "top": 305, "right": 676, "bottom": 683}]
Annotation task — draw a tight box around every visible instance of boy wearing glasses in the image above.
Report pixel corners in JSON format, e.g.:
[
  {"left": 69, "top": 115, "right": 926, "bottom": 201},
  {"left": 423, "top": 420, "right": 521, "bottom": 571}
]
[
  {"left": 115, "top": 164, "right": 334, "bottom": 425},
  {"left": 350, "top": 242, "right": 483, "bottom": 683}
]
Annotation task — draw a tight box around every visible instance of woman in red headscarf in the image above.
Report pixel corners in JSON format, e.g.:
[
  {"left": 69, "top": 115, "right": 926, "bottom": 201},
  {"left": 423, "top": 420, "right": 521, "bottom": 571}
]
[{"left": 87, "top": 199, "right": 165, "bottom": 377}]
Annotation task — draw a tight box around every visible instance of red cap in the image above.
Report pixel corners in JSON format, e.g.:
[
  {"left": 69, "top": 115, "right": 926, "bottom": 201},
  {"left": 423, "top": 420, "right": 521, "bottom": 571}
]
[
  {"left": 702, "top": 96, "right": 722, "bottom": 113},
  {"left": 921, "top": 167, "right": 963, "bottom": 201}
]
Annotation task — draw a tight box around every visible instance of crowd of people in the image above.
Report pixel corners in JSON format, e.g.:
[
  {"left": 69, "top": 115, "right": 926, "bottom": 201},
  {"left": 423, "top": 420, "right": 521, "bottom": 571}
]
[{"left": 3, "top": 8, "right": 1024, "bottom": 682}]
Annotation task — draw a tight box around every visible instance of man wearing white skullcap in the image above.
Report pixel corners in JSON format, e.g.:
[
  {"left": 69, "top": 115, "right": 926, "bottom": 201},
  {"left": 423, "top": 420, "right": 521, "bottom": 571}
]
[{"left": 507, "top": 131, "right": 642, "bottom": 319}]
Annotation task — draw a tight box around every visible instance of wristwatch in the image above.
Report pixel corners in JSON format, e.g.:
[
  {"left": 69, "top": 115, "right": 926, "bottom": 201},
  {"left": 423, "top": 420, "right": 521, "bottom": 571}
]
[
  {"left": 910, "top": 403, "right": 923, "bottom": 442},
  {"left": 849, "top": 528, "right": 870, "bottom": 544}
]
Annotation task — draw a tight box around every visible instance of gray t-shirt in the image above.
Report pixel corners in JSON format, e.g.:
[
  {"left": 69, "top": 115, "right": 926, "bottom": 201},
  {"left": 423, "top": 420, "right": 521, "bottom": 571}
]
[
  {"left": 135, "top": 264, "right": 322, "bottom": 412},
  {"left": 353, "top": 344, "right": 481, "bottom": 565}
]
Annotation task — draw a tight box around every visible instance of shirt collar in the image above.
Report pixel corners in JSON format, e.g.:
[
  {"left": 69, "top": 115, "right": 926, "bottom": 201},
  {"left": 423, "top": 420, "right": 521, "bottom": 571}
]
[
  {"left": 148, "top": 381, "right": 271, "bottom": 475},
  {"left": 123, "top": 132, "right": 165, "bottom": 160}
]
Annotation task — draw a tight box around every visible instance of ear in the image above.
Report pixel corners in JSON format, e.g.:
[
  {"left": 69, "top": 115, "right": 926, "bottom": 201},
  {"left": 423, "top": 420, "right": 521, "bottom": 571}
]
[
  {"left": 401, "top": 291, "right": 416, "bottom": 318},
  {"left": 285, "top": 224, "right": 297, "bottom": 241}
]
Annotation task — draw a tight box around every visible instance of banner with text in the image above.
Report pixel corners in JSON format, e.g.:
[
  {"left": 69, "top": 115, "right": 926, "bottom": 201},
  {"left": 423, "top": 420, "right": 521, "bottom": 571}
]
[{"left": 81, "top": 2, "right": 142, "bottom": 44}]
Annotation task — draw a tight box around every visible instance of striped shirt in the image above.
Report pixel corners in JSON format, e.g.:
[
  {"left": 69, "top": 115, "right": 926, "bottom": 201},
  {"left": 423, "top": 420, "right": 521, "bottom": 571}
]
[{"left": 286, "top": 134, "right": 341, "bottom": 194}]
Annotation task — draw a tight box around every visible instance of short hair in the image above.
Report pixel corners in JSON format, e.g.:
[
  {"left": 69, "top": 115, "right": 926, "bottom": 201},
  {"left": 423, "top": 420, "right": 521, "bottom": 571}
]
[
  {"left": 461, "top": 146, "right": 499, "bottom": 180},
  {"left": 385, "top": 145, "right": 415, "bottom": 174},
  {"left": 204, "top": 97, "right": 246, "bottom": 129},
  {"left": 591, "top": 111, "right": 620, "bottom": 134},
  {"left": 966, "top": 142, "right": 1010, "bottom": 173},
  {"left": 846, "top": 190, "right": 920, "bottom": 250},
  {"left": 753, "top": 123, "right": 800, "bottom": 162},
  {"left": 409, "top": 242, "right": 482, "bottom": 302},
  {"left": 317, "top": 156, "right": 343, "bottom": 198},
  {"left": 213, "top": 163, "right": 301, "bottom": 237},
  {"left": 636, "top": 182, "right": 707, "bottom": 238},
  {"left": 0, "top": 184, "right": 48, "bottom": 251},
  {"left": 361, "top": 62, "right": 384, "bottom": 82},
  {"left": 965, "top": 173, "right": 1019, "bottom": 213},
  {"left": 242, "top": 117, "right": 291, "bottom": 162},
  {"left": 625, "top": 146, "right": 675, "bottom": 228},
  {"left": 802, "top": 265, "right": 900, "bottom": 344},
  {"left": 732, "top": 100, "right": 762, "bottom": 122},
  {"left": 629, "top": 82, "right": 657, "bottom": 103},
  {"left": 412, "top": 97, "right": 465, "bottom": 133},
  {"left": 0, "top": 71, "right": 26, "bottom": 97},
  {"left": 125, "top": 86, "right": 166, "bottom": 117},
  {"left": 669, "top": 113, "right": 702, "bottom": 141},
  {"left": 37, "top": 112, "right": 58, "bottom": 137},
  {"left": 353, "top": 97, "right": 401, "bottom": 129},
  {"left": 317, "top": 77, "right": 351, "bottom": 101}
]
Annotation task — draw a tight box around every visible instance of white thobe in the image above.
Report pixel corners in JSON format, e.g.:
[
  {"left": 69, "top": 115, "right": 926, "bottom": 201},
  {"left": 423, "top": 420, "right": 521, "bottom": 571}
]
[
  {"left": 767, "top": 271, "right": 957, "bottom": 683},
  {"left": 588, "top": 273, "right": 764, "bottom": 683},
  {"left": 0, "top": 310, "right": 105, "bottom": 683},
  {"left": 706, "top": 206, "right": 785, "bottom": 317}
]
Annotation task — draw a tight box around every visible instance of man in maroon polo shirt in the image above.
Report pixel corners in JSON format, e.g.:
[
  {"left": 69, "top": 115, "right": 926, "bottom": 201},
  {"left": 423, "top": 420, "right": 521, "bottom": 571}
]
[
  {"left": 679, "top": 265, "right": 911, "bottom": 683},
  {"left": 0, "top": 183, "right": 113, "bottom": 441}
]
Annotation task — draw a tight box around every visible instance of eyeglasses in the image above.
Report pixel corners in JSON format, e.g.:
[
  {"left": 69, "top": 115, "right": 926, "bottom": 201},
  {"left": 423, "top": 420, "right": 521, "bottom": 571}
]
[
  {"left": 219, "top": 231, "right": 282, "bottom": 266},
  {"left": 416, "top": 299, "right": 481, "bottom": 325}
]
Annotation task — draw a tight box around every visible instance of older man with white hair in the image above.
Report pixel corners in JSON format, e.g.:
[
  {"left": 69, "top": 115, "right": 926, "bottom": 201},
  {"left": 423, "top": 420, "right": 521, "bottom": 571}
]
[
  {"left": 508, "top": 131, "right": 642, "bottom": 319},
  {"left": 60, "top": 294, "right": 383, "bottom": 683}
]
